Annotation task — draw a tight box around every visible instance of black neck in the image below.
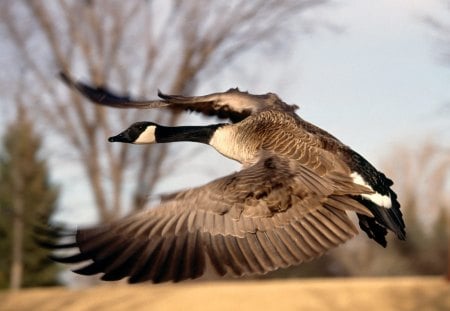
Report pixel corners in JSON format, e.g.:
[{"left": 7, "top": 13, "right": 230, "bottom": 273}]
[{"left": 155, "top": 124, "right": 224, "bottom": 144}]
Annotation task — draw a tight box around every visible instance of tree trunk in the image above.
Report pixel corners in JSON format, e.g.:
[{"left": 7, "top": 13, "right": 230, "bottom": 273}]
[{"left": 10, "top": 166, "right": 24, "bottom": 290}]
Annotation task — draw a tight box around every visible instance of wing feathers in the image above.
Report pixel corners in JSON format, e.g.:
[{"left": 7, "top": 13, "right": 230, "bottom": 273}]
[
  {"left": 286, "top": 224, "right": 322, "bottom": 257},
  {"left": 174, "top": 211, "right": 190, "bottom": 235},
  {"left": 49, "top": 199, "right": 358, "bottom": 283},
  {"left": 128, "top": 237, "right": 164, "bottom": 283},
  {"left": 246, "top": 233, "right": 275, "bottom": 271},
  {"left": 150, "top": 235, "right": 177, "bottom": 283},
  {"left": 275, "top": 228, "right": 310, "bottom": 261},
  {"left": 59, "top": 72, "right": 168, "bottom": 109},
  {"left": 46, "top": 155, "right": 374, "bottom": 283},
  {"left": 237, "top": 237, "right": 265, "bottom": 274},
  {"left": 100, "top": 239, "right": 147, "bottom": 281},
  {"left": 160, "top": 213, "right": 180, "bottom": 236},
  {"left": 255, "top": 231, "right": 288, "bottom": 268},
  {"left": 326, "top": 196, "right": 373, "bottom": 217},
  {"left": 59, "top": 73, "right": 263, "bottom": 122},
  {"left": 204, "top": 234, "right": 231, "bottom": 276},
  {"left": 309, "top": 212, "right": 345, "bottom": 244},
  {"left": 217, "top": 235, "right": 246, "bottom": 276},
  {"left": 212, "top": 213, "right": 225, "bottom": 235},
  {"left": 264, "top": 230, "right": 299, "bottom": 264},
  {"left": 160, "top": 232, "right": 188, "bottom": 282}
]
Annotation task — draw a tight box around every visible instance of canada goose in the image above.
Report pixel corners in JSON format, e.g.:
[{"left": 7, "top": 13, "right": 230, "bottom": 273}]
[{"left": 47, "top": 73, "right": 405, "bottom": 283}]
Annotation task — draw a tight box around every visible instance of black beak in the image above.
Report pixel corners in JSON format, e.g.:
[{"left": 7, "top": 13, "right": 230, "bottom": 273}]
[{"left": 108, "top": 132, "right": 132, "bottom": 143}]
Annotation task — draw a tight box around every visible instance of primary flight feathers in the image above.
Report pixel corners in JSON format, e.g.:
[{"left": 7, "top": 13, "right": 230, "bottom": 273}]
[
  {"left": 43, "top": 73, "right": 405, "bottom": 283},
  {"left": 58, "top": 72, "right": 298, "bottom": 123}
]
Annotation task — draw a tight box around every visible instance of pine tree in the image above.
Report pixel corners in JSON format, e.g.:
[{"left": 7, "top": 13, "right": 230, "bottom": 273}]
[{"left": 0, "top": 105, "right": 61, "bottom": 289}]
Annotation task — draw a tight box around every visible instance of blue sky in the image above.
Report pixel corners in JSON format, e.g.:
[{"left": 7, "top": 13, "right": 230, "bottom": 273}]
[
  {"left": 16, "top": 0, "right": 450, "bottom": 225},
  {"left": 289, "top": 0, "right": 450, "bottom": 158}
]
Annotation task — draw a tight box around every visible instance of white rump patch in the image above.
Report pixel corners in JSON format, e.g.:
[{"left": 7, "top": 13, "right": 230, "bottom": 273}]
[
  {"left": 350, "top": 172, "right": 392, "bottom": 208},
  {"left": 135, "top": 126, "right": 156, "bottom": 144}
]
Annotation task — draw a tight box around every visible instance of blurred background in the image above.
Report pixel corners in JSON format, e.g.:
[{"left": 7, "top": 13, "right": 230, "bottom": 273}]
[{"left": 0, "top": 0, "right": 449, "bottom": 293}]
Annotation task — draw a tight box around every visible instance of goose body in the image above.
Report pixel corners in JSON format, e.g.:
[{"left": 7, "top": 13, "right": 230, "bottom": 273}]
[{"left": 48, "top": 73, "right": 406, "bottom": 283}]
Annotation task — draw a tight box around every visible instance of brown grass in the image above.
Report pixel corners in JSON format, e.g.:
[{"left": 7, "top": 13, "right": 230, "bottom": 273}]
[{"left": 1, "top": 277, "right": 449, "bottom": 311}]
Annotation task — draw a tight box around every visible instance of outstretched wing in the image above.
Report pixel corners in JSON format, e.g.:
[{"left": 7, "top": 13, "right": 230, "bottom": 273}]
[
  {"left": 59, "top": 72, "right": 298, "bottom": 123},
  {"left": 43, "top": 155, "right": 372, "bottom": 284}
]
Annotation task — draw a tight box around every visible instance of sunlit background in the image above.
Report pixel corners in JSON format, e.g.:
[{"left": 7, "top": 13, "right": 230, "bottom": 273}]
[{"left": 0, "top": 0, "right": 449, "bottom": 308}]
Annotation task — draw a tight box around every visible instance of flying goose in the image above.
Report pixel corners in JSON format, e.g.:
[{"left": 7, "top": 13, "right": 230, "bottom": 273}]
[{"left": 48, "top": 73, "right": 405, "bottom": 283}]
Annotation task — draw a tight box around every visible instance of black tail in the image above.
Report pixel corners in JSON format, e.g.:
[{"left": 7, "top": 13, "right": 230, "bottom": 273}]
[{"left": 356, "top": 189, "right": 406, "bottom": 247}]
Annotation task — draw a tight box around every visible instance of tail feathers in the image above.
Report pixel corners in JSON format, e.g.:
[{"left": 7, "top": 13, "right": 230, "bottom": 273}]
[
  {"left": 356, "top": 191, "right": 406, "bottom": 247},
  {"left": 357, "top": 214, "right": 388, "bottom": 247},
  {"left": 387, "top": 189, "right": 406, "bottom": 234}
]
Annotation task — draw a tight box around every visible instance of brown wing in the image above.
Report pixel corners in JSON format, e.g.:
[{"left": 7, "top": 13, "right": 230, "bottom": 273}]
[
  {"left": 47, "top": 155, "right": 372, "bottom": 283},
  {"left": 59, "top": 72, "right": 297, "bottom": 123}
]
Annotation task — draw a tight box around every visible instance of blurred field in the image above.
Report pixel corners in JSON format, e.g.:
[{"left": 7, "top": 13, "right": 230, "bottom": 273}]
[{"left": 1, "top": 276, "right": 448, "bottom": 311}]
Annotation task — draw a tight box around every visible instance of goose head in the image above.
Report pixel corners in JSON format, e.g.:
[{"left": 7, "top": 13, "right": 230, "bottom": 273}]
[{"left": 109, "top": 121, "right": 157, "bottom": 144}]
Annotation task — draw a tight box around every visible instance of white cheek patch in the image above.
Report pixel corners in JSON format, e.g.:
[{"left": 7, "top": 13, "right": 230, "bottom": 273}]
[
  {"left": 350, "top": 172, "right": 392, "bottom": 208},
  {"left": 134, "top": 126, "right": 156, "bottom": 144}
]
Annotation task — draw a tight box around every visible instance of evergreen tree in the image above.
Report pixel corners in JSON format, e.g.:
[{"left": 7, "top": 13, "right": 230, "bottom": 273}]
[{"left": 0, "top": 106, "right": 60, "bottom": 288}]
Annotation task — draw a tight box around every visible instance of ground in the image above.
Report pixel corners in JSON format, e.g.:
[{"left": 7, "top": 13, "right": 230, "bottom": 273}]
[{"left": 1, "top": 277, "right": 449, "bottom": 311}]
